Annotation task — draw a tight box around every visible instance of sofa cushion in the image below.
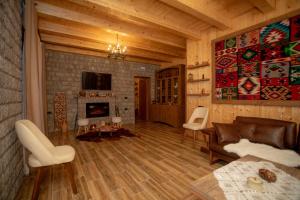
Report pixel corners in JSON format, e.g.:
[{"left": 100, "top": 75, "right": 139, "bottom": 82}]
[
  {"left": 234, "top": 122, "right": 256, "bottom": 139},
  {"left": 252, "top": 125, "right": 285, "bottom": 149},
  {"left": 212, "top": 123, "right": 240, "bottom": 144}
]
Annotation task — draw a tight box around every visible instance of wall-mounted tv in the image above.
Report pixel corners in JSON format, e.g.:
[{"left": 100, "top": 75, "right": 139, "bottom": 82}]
[{"left": 82, "top": 72, "right": 112, "bottom": 90}]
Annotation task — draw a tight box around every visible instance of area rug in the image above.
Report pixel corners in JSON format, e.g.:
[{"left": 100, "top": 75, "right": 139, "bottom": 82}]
[{"left": 76, "top": 128, "right": 137, "bottom": 143}]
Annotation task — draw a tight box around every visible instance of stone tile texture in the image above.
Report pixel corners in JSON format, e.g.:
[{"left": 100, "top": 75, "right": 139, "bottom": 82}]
[
  {"left": 45, "top": 50, "right": 159, "bottom": 132},
  {"left": 0, "top": 0, "right": 24, "bottom": 199}
]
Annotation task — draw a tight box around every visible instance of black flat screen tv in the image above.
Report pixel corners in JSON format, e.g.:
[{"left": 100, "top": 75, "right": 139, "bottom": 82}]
[{"left": 82, "top": 72, "right": 112, "bottom": 90}]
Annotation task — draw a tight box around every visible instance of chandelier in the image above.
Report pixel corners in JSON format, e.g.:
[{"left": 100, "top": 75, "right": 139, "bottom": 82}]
[{"left": 107, "top": 34, "right": 127, "bottom": 60}]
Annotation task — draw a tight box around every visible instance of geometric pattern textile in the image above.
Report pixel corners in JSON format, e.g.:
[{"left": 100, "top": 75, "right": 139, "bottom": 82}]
[
  {"left": 237, "top": 29, "right": 259, "bottom": 48},
  {"left": 238, "top": 45, "right": 261, "bottom": 64},
  {"left": 290, "top": 15, "right": 300, "bottom": 42},
  {"left": 261, "top": 78, "right": 289, "bottom": 86},
  {"left": 216, "top": 72, "right": 238, "bottom": 88},
  {"left": 213, "top": 161, "right": 300, "bottom": 200},
  {"left": 260, "top": 19, "right": 290, "bottom": 44},
  {"left": 261, "top": 61, "right": 289, "bottom": 78},
  {"left": 238, "top": 62, "right": 260, "bottom": 77},
  {"left": 216, "top": 53, "right": 237, "bottom": 71},
  {"left": 291, "top": 85, "right": 300, "bottom": 100},
  {"left": 238, "top": 77, "right": 260, "bottom": 94},
  {"left": 225, "top": 37, "right": 236, "bottom": 49},
  {"left": 290, "top": 66, "right": 300, "bottom": 85},
  {"left": 261, "top": 40, "right": 289, "bottom": 61},
  {"left": 54, "top": 92, "right": 67, "bottom": 130},
  {"left": 285, "top": 41, "right": 300, "bottom": 56},
  {"left": 222, "top": 87, "right": 238, "bottom": 100},
  {"left": 214, "top": 14, "right": 300, "bottom": 103},
  {"left": 215, "top": 40, "right": 225, "bottom": 51},
  {"left": 261, "top": 86, "right": 291, "bottom": 100},
  {"left": 291, "top": 54, "right": 300, "bottom": 65}
]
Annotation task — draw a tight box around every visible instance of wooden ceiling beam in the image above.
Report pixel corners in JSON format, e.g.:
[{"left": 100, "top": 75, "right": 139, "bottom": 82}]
[
  {"left": 45, "top": 44, "right": 165, "bottom": 65},
  {"left": 160, "top": 0, "right": 231, "bottom": 30},
  {"left": 35, "top": 0, "right": 187, "bottom": 49},
  {"left": 68, "top": 0, "right": 201, "bottom": 39},
  {"left": 247, "top": 0, "right": 276, "bottom": 13},
  {"left": 40, "top": 33, "right": 174, "bottom": 62},
  {"left": 38, "top": 18, "right": 186, "bottom": 58}
]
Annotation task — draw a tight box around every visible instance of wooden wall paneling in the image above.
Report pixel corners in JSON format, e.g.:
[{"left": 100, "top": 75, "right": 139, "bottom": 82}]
[{"left": 186, "top": 0, "right": 300, "bottom": 126}]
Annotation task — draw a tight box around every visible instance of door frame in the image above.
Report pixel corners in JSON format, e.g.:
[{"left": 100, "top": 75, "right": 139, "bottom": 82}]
[{"left": 134, "top": 76, "right": 151, "bottom": 121}]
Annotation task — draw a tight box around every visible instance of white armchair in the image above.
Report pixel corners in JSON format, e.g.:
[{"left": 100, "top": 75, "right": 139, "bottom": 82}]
[
  {"left": 182, "top": 107, "right": 209, "bottom": 146},
  {"left": 15, "top": 120, "right": 77, "bottom": 200}
]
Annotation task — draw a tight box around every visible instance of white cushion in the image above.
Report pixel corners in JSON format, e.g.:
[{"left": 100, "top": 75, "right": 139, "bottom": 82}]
[
  {"left": 28, "top": 145, "right": 75, "bottom": 167},
  {"left": 183, "top": 123, "right": 203, "bottom": 130}
]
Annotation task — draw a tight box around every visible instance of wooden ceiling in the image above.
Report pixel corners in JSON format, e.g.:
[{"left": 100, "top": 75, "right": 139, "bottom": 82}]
[{"left": 35, "top": 0, "right": 276, "bottom": 65}]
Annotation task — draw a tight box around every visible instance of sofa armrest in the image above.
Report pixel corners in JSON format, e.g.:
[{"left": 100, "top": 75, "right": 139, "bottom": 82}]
[{"left": 202, "top": 127, "right": 218, "bottom": 146}]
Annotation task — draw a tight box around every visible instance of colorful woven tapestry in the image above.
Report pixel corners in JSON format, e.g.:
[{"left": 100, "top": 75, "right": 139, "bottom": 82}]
[
  {"left": 225, "top": 37, "right": 236, "bottom": 49},
  {"left": 291, "top": 85, "right": 300, "bottom": 100},
  {"left": 214, "top": 14, "right": 300, "bottom": 104},
  {"left": 238, "top": 45, "right": 261, "bottom": 64},
  {"left": 216, "top": 53, "right": 237, "bottom": 73},
  {"left": 261, "top": 78, "right": 289, "bottom": 86},
  {"left": 290, "top": 66, "right": 300, "bottom": 85},
  {"left": 285, "top": 41, "right": 300, "bottom": 56},
  {"left": 290, "top": 15, "right": 300, "bottom": 42},
  {"left": 261, "top": 86, "right": 291, "bottom": 100},
  {"left": 238, "top": 62, "right": 260, "bottom": 77},
  {"left": 222, "top": 87, "right": 238, "bottom": 100},
  {"left": 260, "top": 20, "right": 290, "bottom": 44},
  {"left": 238, "top": 77, "right": 260, "bottom": 100},
  {"left": 261, "top": 40, "right": 289, "bottom": 61},
  {"left": 237, "top": 29, "right": 259, "bottom": 48},
  {"left": 216, "top": 72, "right": 238, "bottom": 88},
  {"left": 261, "top": 61, "right": 289, "bottom": 78}
]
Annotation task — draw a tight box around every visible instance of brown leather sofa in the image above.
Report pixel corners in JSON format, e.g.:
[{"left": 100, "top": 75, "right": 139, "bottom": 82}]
[{"left": 202, "top": 116, "right": 299, "bottom": 164}]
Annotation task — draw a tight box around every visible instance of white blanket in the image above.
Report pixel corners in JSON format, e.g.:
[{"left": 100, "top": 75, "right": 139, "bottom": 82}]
[{"left": 224, "top": 139, "right": 300, "bottom": 167}]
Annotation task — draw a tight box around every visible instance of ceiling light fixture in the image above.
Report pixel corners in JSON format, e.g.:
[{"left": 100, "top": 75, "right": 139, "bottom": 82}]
[{"left": 107, "top": 34, "right": 127, "bottom": 60}]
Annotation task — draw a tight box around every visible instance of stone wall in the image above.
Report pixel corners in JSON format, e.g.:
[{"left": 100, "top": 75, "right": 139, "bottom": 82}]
[
  {"left": 45, "top": 50, "right": 159, "bottom": 133},
  {"left": 0, "top": 0, "right": 24, "bottom": 199}
]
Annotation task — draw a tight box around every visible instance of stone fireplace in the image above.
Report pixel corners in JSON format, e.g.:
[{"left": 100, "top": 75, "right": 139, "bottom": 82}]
[{"left": 86, "top": 102, "right": 109, "bottom": 118}]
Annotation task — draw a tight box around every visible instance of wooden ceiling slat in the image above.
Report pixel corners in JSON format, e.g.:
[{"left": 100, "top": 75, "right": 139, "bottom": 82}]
[
  {"left": 45, "top": 44, "right": 165, "bottom": 65},
  {"left": 69, "top": 0, "right": 202, "bottom": 39},
  {"left": 40, "top": 33, "right": 175, "bottom": 62},
  {"left": 38, "top": 18, "right": 186, "bottom": 58},
  {"left": 247, "top": 0, "right": 276, "bottom": 13},
  {"left": 160, "top": 0, "right": 231, "bottom": 30},
  {"left": 35, "top": 0, "right": 187, "bottom": 49}
]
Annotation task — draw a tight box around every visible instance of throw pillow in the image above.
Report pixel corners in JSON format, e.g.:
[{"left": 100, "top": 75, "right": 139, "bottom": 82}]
[
  {"left": 234, "top": 122, "right": 256, "bottom": 140},
  {"left": 252, "top": 125, "right": 285, "bottom": 149},
  {"left": 213, "top": 123, "right": 240, "bottom": 144}
]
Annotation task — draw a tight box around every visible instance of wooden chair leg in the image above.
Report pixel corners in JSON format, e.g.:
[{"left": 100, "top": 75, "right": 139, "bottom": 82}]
[
  {"left": 209, "top": 151, "right": 214, "bottom": 165},
  {"left": 64, "top": 162, "right": 78, "bottom": 194},
  {"left": 193, "top": 130, "right": 196, "bottom": 147},
  {"left": 32, "top": 167, "right": 46, "bottom": 200}
]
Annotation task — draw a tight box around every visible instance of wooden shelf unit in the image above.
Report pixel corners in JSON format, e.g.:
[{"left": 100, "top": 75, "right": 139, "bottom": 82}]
[
  {"left": 150, "top": 65, "right": 185, "bottom": 127},
  {"left": 187, "top": 78, "right": 210, "bottom": 83},
  {"left": 187, "top": 93, "right": 210, "bottom": 96},
  {"left": 187, "top": 61, "right": 209, "bottom": 69}
]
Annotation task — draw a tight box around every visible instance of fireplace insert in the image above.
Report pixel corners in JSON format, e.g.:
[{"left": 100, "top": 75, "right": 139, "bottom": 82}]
[{"left": 86, "top": 102, "right": 109, "bottom": 118}]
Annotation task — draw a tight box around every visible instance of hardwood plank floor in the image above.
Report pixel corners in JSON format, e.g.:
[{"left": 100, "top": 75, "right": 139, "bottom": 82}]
[{"left": 16, "top": 122, "right": 224, "bottom": 200}]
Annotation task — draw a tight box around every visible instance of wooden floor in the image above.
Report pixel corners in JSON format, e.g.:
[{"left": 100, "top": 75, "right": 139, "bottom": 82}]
[{"left": 16, "top": 122, "right": 224, "bottom": 200}]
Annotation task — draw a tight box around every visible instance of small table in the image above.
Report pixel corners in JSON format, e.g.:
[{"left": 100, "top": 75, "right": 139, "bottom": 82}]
[{"left": 191, "top": 155, "right": 300, "bottom": 200}]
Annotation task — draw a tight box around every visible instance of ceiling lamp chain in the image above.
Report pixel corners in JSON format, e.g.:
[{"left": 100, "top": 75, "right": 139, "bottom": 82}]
[{"left": 107, "top": 34, "right": 127, "bottom": 60}]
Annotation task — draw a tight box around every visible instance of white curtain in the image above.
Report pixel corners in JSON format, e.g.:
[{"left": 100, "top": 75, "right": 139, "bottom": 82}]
[
  {"left": 23, "top": 0, "right": 47, "bottom": 174},
  {"left": 25, "top": 0, "right": 46, "bottom": 133}
]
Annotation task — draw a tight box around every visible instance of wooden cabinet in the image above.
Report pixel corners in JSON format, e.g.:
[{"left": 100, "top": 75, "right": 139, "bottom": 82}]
[{"left": 150, "top": 65, "right": 185, "bottom": 128}]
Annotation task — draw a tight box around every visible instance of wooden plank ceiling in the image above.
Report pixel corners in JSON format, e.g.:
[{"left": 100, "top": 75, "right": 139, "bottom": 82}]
[{"left": 35, "top": 0, "right": 275, "bottom": 65}]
